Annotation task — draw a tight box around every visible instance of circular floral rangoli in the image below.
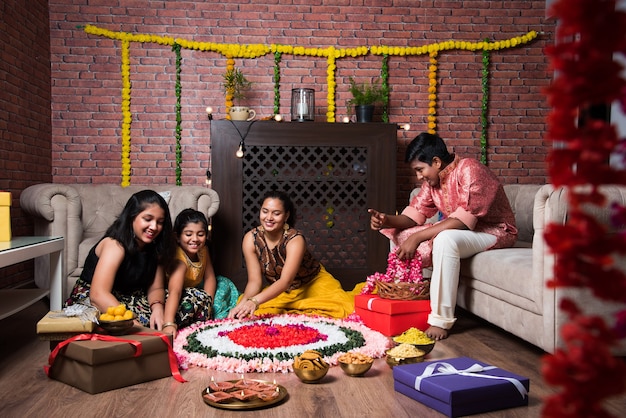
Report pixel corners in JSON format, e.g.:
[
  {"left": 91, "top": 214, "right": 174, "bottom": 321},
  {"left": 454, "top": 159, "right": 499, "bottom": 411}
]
[{"left": 174, "top": 314, "right": 390, "bottom": 373}]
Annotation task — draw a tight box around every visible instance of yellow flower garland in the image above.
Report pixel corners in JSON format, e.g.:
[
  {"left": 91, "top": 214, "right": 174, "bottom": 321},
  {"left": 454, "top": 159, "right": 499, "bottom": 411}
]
[
  {"left": 427, "top": 51, "right": 438, "bottom": 134},
  {"left": 83, "top": 25, "right": 538, "bottom": 185},
  {"left": 120, "top": 38, "right": 132, "bottom": 186}
]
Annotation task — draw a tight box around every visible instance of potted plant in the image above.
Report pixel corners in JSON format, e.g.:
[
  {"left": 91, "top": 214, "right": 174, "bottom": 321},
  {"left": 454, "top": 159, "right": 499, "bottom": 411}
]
[
  {"left": 222, "top": 67, "right": 255, "bottom": 121},
  {"left": 346, "top": 77, "right": 388, "bottom": 122}
]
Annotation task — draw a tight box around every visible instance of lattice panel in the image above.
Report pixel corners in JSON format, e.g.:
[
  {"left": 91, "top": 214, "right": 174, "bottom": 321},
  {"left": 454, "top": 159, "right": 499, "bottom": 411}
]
[{"left": 242, "top": 145, "right": 369, "bottom": 269}]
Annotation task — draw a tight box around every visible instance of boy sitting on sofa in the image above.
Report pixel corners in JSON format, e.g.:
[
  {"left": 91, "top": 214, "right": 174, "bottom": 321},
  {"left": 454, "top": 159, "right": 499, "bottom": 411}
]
[{"left": 368, "top": 132, "right": 517, "bottom": 340}]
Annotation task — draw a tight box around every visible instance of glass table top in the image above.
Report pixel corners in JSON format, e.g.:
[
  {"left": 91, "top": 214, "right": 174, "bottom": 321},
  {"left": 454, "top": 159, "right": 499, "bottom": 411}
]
[{"left": 0, "top": 236, "right": 63, "bottom": 253}]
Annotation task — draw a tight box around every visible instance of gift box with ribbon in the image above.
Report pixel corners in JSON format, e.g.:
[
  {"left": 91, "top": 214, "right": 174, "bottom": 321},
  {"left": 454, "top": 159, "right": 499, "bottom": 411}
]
[
  {"left": 393, "top": 356, "right": 530, "bottom": 417},
  {"left": 0, "top": 191, "right": 11, "bottom": 242},
  {"left": 45, "top": 327, "right": 185, "bottom": 393},
  {"left": 37, "top": 310, "right": 96, "bottom": 335},
  {"left": 354, "top": 294, "right": 430, "bottom": 336}
]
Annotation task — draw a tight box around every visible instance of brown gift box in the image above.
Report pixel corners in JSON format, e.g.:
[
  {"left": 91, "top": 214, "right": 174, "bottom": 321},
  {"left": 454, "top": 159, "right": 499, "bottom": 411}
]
[{"left": 47, "top": 327, "right": 179, "bottom": 394}]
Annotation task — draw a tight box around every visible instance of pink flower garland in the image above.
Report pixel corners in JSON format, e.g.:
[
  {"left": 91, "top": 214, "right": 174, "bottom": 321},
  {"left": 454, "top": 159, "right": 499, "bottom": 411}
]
[{"left": 361, "top": 251, "right": 424, "bottom": 294}]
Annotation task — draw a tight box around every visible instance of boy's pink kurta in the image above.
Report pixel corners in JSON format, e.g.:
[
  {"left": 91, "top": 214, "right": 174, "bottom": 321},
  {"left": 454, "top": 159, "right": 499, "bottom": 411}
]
[{"left": 381, "top": 156, "right": 517, "bottom": 268}]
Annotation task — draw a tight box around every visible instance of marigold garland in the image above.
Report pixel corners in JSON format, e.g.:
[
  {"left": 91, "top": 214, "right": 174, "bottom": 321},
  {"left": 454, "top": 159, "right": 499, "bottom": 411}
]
[
  {"left": 224, "top": 58, "right": 235, "bottom": 118},
  {"left": 542, "top": 0, "right": 626, "bottom": 416},
  {"left": 120, "top": 38, "right": 131, "bottom": 187},
  {"left": 83, "top": 24, "right": 538, "bottom": 185},
  {"left": 427, "top": 51, "right": 438, "bottom": 134}
]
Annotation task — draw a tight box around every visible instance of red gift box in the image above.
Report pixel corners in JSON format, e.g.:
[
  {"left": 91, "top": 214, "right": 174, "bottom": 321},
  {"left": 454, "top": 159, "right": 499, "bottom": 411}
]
[
  {"left": 354, "top": 294, "right": 430, "bottom": 336},
  {"left": 393, "top": 357, "right": 530, "bottom": 417}
]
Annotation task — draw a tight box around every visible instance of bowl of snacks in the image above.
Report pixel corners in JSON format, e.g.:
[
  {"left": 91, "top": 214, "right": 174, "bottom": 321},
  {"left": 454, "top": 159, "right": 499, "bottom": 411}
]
[
  {"left": 98, "top": 304, "right": 136, "bottom": 335},
  {"left": 393, "top": 327, "right": 436, "bottom": 355},
  {"left": 337, "top": 352, "right": 374, "bottom": 377},
  {"left": 292, "top": 350, "right": 329, "bottom": 383},
  {"left": 385, "top": 343, "right": 426, "bottom": 368}
]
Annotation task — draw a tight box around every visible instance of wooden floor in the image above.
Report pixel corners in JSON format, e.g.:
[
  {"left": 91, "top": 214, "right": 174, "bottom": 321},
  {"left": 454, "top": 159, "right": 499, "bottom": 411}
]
[{"left": 1, "top": 300, "right": 624, "bottom": 418}]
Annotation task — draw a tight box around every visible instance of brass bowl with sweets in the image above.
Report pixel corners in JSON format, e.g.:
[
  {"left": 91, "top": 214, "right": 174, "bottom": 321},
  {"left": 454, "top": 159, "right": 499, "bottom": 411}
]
[
  {"left": 385, "top": 343, "right": 426, "bottom": 369},
  {"left": 292, "top": 350, "right": 329, "bottom": 383},
  {"left": 97, "top": 304, "right": 136, "bottom": 335},
  {"left": 337, "top": 352, "right": 374, "bottom": 377},
  {"left": 392, "top": 327, "right": 436, "bottom": 355}
]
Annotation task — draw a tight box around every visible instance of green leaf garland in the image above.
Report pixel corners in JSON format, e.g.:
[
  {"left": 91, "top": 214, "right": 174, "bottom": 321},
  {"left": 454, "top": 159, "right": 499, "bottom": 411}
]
[
  {"left": 480, "top": 39, "right": 490, "bottom": 165},
  {"left": 173, "top": 42, "right": 183, "bottom": 185},
  {"left": 381, "top": 54, "right": 390, "bottom": 123},
  {"left": 273, "top": 51, "right": 282, "bottom": 115}
]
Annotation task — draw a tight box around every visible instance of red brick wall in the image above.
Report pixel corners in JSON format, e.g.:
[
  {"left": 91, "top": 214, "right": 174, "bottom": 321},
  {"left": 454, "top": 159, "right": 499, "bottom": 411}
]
[
  {"left": 0, "top": 0, "right": 51, "bottom": 286},
  {"left": 47, "top": 0, "right": 555, "bottom": 210}
]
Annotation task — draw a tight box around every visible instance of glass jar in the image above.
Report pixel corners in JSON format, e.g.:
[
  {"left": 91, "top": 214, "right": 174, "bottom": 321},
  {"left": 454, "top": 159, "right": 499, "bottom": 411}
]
[{"left": 291, "top": 88, "right": 315, "bottom": 121}]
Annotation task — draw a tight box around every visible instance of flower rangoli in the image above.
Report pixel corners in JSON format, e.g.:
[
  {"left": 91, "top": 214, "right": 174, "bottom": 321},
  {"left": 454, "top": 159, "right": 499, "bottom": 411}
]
[{"left": 174, "top": 314, "right": 390, "bottom": 373}]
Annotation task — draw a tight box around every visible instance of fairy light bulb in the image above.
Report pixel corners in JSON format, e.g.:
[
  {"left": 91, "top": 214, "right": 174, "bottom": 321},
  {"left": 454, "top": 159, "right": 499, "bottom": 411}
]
[
  {"left": 274, "top": 114, "right": 282, "bottom": 122},
  {"left": 236, "top": 143, "right": 244, "bottom": 158},
  {"left": 206, "top": 106, "right": 213, "bottom": 120}
]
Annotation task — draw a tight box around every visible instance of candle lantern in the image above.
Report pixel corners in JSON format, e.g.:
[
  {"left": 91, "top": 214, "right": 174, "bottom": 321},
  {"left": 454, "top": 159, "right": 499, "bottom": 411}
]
[{"left": 291, "top": 88, "right": 315, "bottom": 122}]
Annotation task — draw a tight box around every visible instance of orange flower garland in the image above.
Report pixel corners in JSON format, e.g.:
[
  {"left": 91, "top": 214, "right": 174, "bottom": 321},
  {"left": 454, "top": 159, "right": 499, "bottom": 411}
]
[
  {"left": 427, "top": 51, "right": 438, "bottom": 134},
  {"left": 120, "top": 38, "right": 132, "bottom": 187}
]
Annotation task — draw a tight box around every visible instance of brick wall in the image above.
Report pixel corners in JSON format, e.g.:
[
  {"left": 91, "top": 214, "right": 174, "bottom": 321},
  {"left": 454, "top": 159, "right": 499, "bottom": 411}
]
[
  {"left": 48, "top": 0, "right": 554, "bottom": 210},
  {"left": 0, "top": 0, "right": 51, "bottom": 286}
]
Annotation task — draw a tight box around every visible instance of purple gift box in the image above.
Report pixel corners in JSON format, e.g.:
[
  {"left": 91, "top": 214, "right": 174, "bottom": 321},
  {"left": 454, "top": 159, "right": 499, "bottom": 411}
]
[{"left": 393, "top": 356, "right": 530, "bottom": 417}]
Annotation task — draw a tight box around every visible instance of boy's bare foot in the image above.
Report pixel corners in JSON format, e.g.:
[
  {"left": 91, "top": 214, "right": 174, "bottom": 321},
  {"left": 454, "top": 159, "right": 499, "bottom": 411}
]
[{"left": 425, "top": 326, "right": 448, "bottom": 341}]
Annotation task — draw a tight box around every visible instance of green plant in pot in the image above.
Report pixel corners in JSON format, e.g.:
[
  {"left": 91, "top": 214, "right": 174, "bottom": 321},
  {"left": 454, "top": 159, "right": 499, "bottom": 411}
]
[
  {"left": 347, "top": 77, "right": 388, "bottom": 123},
  {"left": 223, "top": 67, "right": 255, "bottom": 121}
]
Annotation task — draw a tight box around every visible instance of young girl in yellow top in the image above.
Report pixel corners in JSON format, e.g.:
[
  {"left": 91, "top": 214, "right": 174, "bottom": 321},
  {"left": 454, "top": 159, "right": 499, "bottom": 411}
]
[{"left": 163, "top": 209, "right": 239, "bottom": 337}]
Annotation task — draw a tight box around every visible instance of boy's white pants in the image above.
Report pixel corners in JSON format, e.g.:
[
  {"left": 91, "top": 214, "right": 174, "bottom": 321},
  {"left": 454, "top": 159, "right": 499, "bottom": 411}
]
[{"left": 427, "top": 229, "right": 497, "bottom": 330}]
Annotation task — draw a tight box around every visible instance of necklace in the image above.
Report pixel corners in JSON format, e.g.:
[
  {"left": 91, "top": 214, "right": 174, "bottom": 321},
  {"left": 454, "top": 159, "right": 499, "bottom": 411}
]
[{"left": 183, "top": 251, "right": 202, "bottom": 269}]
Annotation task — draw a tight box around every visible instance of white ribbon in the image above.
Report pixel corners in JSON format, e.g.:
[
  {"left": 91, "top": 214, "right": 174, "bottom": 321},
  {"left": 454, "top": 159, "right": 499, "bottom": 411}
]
[
  {"left": 413, "top": 362, "right": 528, "bottom": 398},
  {"left": 367, "top": 298, "right": 375, "bottom": 310}
]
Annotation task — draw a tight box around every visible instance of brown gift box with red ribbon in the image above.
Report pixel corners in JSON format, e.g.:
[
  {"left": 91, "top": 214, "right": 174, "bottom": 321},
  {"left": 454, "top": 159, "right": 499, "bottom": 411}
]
[{"left": 45, "top": 326, "right": 185, "bottom": 394}]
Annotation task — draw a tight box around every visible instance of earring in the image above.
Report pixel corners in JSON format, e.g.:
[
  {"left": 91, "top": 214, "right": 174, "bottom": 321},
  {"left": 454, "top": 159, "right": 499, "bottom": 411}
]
[{"left": 283, "top": 223, "right": 289, "bottom": 231}]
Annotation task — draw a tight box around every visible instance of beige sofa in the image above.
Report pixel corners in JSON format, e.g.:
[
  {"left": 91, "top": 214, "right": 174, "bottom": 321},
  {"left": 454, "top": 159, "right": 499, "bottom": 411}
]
[
  {"left": 411, "top": 184, "right": 626, "bottom": 354},
  {"left": 20, "top": 184, "right": 220, "bottom": 302}
]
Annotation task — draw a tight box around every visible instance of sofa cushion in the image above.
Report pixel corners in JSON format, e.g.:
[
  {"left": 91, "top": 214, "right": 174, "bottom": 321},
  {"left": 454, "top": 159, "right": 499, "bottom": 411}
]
[
  {"left": 460, "top": 247, "right": 539, "bottom": 314},
  {"left": 503, "top": 185, "right": 542, "bottom": 244}
]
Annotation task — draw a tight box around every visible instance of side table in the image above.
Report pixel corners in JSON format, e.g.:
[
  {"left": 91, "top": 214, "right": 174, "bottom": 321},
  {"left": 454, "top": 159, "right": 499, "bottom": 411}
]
[{"left": 0, "top": 236, "right": 64, "bottom": 320}]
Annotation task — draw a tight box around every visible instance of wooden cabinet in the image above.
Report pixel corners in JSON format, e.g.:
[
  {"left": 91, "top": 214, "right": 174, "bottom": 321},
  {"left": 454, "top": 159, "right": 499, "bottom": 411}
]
[{"left": 210, "top": 121, "right": 396, "bottom": 291}]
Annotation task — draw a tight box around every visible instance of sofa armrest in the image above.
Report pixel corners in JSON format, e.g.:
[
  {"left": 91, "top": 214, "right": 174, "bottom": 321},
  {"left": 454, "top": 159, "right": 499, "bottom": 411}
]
[
  {"left": 193, "top": 187, "right": 220, "bottom": 219},
  {"left": 20, "top": 184, "right": 83, "bottom": 290},
  {"left": 536, "top": 184, "right": 626, "bottom": 353}
]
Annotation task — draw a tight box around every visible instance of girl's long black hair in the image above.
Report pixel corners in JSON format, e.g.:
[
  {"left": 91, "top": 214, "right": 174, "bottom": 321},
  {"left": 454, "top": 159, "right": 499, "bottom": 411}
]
[{"left": 105, "top": 190, "right": 174, "bottom": 265}]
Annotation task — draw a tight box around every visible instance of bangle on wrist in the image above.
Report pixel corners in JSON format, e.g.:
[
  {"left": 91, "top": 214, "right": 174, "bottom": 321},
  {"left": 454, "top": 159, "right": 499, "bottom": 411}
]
[
  {"left": 247, "top": 297, "right": 260, "bottom": 309},
  {"left": 162, "top": 322, "right": 178, "bottom": 329},
  {"left": 149, "top": 300, "right": 164, "bottom": 309}
]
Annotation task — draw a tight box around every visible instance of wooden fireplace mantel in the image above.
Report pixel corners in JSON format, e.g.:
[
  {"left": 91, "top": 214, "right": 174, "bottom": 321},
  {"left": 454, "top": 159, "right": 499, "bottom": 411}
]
[{"left": 210, "top": 120, "right": 397, "bottom": 291}]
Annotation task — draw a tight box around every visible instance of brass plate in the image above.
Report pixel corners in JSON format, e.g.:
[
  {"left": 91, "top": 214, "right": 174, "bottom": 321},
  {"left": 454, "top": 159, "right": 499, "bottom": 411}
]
[{"left": 201, "top": 379, "right": 288, "bottom": 410}]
